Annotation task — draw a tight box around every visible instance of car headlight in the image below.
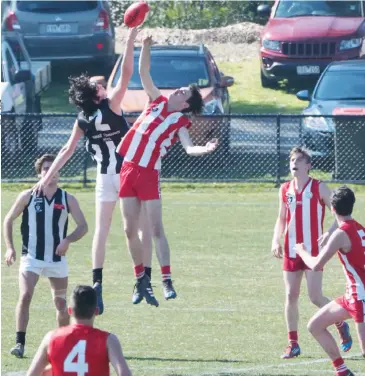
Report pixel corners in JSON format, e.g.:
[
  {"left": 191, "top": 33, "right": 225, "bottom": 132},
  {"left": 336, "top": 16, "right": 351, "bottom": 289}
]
[
  {"left": 303, "top": 115, "right": 334, "bottom": 132},
  {"left": 340, "top": 38, "right": 362, "bottom": 50},
  {"left": 263, "top": 39, "right": 281, "bottom": 51},
  {"left": 203, "top": 99, "right": 223, "bottom": 115}
]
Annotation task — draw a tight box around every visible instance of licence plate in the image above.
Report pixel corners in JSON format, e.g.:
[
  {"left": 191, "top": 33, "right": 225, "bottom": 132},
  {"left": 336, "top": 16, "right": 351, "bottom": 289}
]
[
  {"left": 297, "top": 65, "right": 320, "bottom": 75},
  {"left": 46, "top": 24, "right": 71, "bottom": 33}
]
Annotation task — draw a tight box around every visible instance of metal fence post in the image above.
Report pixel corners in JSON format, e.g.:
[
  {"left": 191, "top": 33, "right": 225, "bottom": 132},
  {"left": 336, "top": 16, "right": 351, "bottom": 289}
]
[
  {"left": 276, "top": 114, "right": 281, "bottom": 187},
  {"left": 83, "top": 146, "right": 88, "bottom": 188}
]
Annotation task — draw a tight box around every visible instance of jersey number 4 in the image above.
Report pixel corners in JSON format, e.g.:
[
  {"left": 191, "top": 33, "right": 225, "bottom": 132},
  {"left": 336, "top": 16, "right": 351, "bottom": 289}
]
[{"left": 64, "top": 340, "right": 89, "bottom": 376}]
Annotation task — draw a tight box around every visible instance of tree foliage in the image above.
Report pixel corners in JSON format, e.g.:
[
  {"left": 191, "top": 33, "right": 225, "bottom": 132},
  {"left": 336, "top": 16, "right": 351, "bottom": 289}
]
[{"left": 109, "top": 1, "right": 274, "bottom": 29}]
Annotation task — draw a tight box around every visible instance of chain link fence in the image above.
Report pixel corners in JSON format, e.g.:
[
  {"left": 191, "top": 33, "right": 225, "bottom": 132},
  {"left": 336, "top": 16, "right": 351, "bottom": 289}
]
[{"left": 1, "top": 113, "right": 365, "bottom": 184}]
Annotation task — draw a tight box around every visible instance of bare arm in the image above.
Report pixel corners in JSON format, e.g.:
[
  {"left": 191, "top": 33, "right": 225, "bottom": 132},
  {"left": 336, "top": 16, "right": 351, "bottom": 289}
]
[
  {"left": 139, "top": 36, "right": 161, "bottom": 101},
  {"left": 320, "top": 182, "right": 337, "bottom": 234},
  {"left": 178, "top": 127, "right": 218, "bottom": 156},
  {"left": 66, "top": 194, "right": 88, "bottom": 242},
  {"left": 3, "top": 190, "right": 31, "bottom": 266},
  {"left": 109, "top": 28, "right": 139, "bottom": 114},
  {"left": 271, "top": 186, "right": 286, "bottom": 258},
  {"left": 295, "top": 229, "right": 350, "bottom": 271},
  {"left": 55, "top": 194, "right": 88, "bottom": 257},
  {"left": 34, "top": 120, "right": 84, "bottom": 194},
  {"left": 26, "top": 331, "right": 52, "bottom": 376},
  {"left": 107, "top": 333, "right": 132, "bottom": 376}
]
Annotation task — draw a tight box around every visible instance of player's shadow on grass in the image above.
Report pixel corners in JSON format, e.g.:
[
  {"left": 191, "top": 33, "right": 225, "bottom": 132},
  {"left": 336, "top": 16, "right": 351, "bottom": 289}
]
[{"left": 126, "top": 356, "right": 247, "bottom": 363}]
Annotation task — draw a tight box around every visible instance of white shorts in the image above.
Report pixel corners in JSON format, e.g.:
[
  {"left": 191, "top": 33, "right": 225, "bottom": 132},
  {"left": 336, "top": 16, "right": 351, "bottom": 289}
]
[
  {"left": 96, "top": 173, "right": 120, "bottom": 202},
  {"left": 20, "top": 255, "right": 68, "bottom": 278}
]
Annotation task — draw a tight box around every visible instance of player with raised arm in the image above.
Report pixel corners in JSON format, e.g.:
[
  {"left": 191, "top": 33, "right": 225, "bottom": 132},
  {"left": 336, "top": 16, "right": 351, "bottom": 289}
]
[
  {"left": 32, "top": 28, "right": 152, "bottom": 314},
  {"left": 4, "top": 154, "right": 88, "bottom": 359},
  {"left": 117, "top": 35, "right": 218, "bottom": 306},
  {"left": 26, "top": 285, "right": 132, "bottom": 376},
  {"left": 271, "top": 146, "right": 352, "bottom": 359},
  {"left": 295, "top": 186, "right": 365, "bottom": 376}
]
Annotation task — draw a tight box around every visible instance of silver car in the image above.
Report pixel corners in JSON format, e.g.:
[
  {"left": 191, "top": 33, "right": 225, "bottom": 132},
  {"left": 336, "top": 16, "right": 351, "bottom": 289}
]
[{"left": 2, "top": 0, "right": 116, "bottom": 74}]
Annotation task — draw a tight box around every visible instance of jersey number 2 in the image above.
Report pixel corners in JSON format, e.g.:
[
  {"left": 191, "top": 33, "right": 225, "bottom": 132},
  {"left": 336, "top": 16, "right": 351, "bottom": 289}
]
[{"left": 64, "top": 340, "right": 89, "bottom": 376}]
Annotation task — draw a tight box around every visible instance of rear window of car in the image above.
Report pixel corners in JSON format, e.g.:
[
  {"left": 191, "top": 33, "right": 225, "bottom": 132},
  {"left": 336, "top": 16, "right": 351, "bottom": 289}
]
[
  {"left": 112, "top": 55, "right": 211, "bottom": 89},
  {"left": 315, "top": 71, "right": 365, "bottom": 100},
  {"left": 17, "top": 1, "right": 98, "bottom": 13}
]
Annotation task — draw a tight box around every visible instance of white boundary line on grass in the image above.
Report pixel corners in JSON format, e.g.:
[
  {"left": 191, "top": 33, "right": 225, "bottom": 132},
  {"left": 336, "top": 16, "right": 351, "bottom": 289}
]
[
  {"left": 4, "top": 353, "right": 364, "bottom": 376},
  {"left": 188, "top": 353, "right": 364, "bottom": 376}
]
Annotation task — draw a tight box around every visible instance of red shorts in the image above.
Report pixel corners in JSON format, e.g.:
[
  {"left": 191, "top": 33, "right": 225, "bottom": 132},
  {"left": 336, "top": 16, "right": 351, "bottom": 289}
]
[
  {"left": 119, "top": 161, "right": 161, "bottom": 201},
  {"left": 283, "top": 255, "right": 323, "bottom": 272},
  {"left": 335, "top": 295, "right": 365, "bottom": 323},
  {"left": 283, "top": 255, "right": 311, "bottom": 272}
]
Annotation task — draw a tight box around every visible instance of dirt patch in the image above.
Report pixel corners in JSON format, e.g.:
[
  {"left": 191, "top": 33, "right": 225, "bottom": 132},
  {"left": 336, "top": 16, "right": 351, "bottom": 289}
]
[{"left": 115, "top": 22, "right": 263, "bottom": 62}]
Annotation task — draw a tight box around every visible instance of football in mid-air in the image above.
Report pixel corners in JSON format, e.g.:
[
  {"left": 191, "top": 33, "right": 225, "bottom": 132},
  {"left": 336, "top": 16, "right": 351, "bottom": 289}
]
[{"left": 124, "top": 2, "right": 150, "bottom": 28}]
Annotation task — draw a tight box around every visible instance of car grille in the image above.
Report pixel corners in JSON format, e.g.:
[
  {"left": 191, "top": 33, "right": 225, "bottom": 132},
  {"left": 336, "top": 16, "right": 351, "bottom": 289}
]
[{"left": 281, "top": 41, "right": 337, "bottom": 57}]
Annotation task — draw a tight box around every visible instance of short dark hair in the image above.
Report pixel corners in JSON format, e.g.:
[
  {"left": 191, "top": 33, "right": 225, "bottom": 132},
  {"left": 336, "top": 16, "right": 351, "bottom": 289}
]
[
  {"left": 182, "top": 84, "right": 204, "bottom": 116},
  {"left": 68, "top": 74, "right": 99, "bottom": 117},
  {"left": 35, "top": 154, "right": 56, "bottom": 175},
  {"left": 71, "top": 285, "right": 97, "bottom": 320},
  {"left": 331, "top": 186, "right": 355, "bottom": 216},
  {"left": 289, "top": 146, "right": 312, "bottom": 164}
]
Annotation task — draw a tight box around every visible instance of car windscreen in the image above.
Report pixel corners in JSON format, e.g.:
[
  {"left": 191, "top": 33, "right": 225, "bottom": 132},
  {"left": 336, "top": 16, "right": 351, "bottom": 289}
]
[
  {"left": 112, "top": 56, "right": 211, "bottom": 89},
  {"left": 315, "top": 71, "right": 365, "bottom": 100},
  {"left": 275, "top": 1, "right": 362, "bottom": 17},
  {"left": 17, "top": 1, "right": 98, "bottom": 13}
]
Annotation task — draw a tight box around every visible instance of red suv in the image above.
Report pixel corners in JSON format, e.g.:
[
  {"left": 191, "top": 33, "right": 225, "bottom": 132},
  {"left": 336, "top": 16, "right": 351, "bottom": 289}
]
[{"left": 257, "top": 0, "right": 365, "bottom": 87}]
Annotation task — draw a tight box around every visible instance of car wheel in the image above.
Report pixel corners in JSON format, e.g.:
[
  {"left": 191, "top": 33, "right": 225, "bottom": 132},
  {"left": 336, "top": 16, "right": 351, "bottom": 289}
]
[{"left": 261, "top": 70, "right": 277, "bottom": 89}]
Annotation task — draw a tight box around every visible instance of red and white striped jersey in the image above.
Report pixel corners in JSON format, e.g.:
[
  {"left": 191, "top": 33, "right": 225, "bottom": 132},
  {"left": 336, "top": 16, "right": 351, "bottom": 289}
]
[
  {"left": 118, "top": 96, "right": 191, "bottom": 170},
  {"left": 337, "top": 220, "right": 365, "bottom": 301},
  {"left": 282, "top": 178, "right": 325, "bottom": 259}
]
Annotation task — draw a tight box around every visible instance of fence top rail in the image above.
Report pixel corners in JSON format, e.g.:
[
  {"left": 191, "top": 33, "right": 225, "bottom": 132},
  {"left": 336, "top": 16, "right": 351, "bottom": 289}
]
[{"left": 2, "top": 112, "right": 365, "bottom": 119}]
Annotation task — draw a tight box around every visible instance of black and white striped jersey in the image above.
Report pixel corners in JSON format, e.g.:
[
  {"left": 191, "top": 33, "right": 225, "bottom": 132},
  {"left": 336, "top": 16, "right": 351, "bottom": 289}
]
[
  {"left": 77, "top": 99, "right": 130, "bottom": 174},
  {"left": 21, "top": 189, "right": 69, "bottom": 262}
]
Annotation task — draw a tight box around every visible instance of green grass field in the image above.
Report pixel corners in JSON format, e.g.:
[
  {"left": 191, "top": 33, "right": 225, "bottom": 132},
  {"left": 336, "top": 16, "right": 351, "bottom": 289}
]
[{"left": 2, "top": 186, "right": 365, "bottom": 376}]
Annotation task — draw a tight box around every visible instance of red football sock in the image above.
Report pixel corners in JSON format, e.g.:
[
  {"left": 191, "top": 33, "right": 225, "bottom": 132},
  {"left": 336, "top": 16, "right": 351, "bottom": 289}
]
[
  {"left": 161, "top": 265, "right": 171, "bottom": 281},
  {"left": 288, "top": 331, "right": 298, "bottom": 345},
  {"left": 134, "top": 264, "right": 145, "bottom": 279},
  {"left": 333, "top": 357, "right": 348, "bottom": 376}
]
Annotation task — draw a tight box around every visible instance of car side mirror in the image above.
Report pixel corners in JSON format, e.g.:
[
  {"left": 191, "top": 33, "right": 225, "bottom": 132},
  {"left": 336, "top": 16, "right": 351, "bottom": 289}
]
[
  {"left": 257, "top": 4, "right": 271, "bottom": 17},
  {"left": 218, "top": 76, "right": 234, "bottom": 88},
  {"left": 14, "top": 69, "right": 32, "bottom": 84},
  {"left": 296, "top": 90, "right": 310, "bottom": 101}
]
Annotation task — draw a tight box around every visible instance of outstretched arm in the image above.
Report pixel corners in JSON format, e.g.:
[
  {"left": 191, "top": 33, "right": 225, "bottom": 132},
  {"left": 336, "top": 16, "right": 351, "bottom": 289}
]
[
  {"left": 139, "top": 35, "right": 161, "bottom": 101},
  {"left": 178, "top": 127, "right": 218, "bottom": 156},
  {"left": 26, "top": 331, "right": 52, "bottom": 376},
  {"left": 33, "top": 120, "right": 84, "bottom": 195},
  {"left": 109, "top": 28, "right": 139, "bottom": 113},
  {"left": 108, "top": 333, "right": 132, "bottom": 376}
]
